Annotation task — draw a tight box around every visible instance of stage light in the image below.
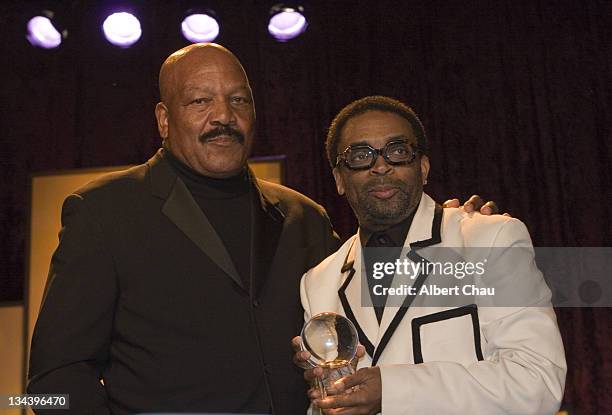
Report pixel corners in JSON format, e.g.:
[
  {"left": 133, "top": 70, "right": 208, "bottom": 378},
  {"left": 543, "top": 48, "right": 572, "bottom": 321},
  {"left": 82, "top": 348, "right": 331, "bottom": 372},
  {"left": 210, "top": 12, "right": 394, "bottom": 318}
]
[
  {"left": 181, "top": 11, "right": 220, "bottom": 43},
  {"left": 268, "top": 4, "right": 307, "bottom": 42},
  {"left": 26, "top": 10, "right": 66, "bottom": 49},
  {"left": 102, "top": 12, "right": 142, "bottom": 48}
]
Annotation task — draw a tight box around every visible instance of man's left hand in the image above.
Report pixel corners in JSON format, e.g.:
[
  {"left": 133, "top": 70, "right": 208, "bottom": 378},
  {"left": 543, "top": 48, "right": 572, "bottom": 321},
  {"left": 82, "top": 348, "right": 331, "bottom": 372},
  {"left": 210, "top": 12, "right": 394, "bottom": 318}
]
[{"left": 314, "top": 366, "right": 382, "bottom": 415}]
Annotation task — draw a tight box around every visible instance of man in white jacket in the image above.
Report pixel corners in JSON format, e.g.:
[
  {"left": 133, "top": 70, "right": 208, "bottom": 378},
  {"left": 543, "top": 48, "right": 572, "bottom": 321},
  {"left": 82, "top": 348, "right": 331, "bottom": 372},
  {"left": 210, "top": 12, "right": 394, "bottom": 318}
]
[{"left": 293, "top": 96, "right": 566, "bottom": 414}]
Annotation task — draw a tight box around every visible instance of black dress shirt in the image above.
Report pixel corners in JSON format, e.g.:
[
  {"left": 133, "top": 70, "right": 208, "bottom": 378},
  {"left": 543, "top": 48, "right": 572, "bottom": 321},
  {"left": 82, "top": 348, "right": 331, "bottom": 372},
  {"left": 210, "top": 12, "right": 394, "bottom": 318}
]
[{"left": 361, "top": 209, "right": 417, "bottom": 323}]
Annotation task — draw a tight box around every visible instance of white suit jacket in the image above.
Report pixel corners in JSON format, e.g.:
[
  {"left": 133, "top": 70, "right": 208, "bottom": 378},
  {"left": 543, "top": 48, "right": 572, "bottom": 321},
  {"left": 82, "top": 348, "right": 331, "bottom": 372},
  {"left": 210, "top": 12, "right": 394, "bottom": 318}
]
[{"left": 301, "top": 193, "right": 566, "bottom": 414}]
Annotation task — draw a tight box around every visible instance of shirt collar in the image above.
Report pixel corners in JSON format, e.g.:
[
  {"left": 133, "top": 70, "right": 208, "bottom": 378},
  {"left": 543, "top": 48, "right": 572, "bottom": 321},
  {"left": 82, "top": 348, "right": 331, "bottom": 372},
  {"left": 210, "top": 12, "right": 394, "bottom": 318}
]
[{"left": 359, "top": 204, "right": 419, "bottom": 247}]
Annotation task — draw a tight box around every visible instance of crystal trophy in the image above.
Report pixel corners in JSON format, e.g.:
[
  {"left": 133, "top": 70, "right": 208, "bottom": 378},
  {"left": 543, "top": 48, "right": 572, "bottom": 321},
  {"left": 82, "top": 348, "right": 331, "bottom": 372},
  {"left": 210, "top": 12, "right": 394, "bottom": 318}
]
[{"left": 300, "top": 312, "right": 359, "bottom": 399}]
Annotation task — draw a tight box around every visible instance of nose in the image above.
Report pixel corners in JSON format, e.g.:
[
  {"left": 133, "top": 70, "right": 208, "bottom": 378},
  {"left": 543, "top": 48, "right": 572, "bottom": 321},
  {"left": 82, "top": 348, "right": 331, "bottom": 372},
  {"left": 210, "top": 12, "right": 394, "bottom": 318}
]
[
  {"left": 210, "top": 98, "right": 236, "bottom": 126},
  {"left": 370, "top": 153, "right": 392, "bottom": 175},
  {"left": 370, "top": 154, "right": 393, "bottom": 176}
]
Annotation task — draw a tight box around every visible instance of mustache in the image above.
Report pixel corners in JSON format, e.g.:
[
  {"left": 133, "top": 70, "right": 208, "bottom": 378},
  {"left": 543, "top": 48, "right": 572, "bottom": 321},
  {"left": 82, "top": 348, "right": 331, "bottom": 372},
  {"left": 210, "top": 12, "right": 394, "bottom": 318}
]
[
  {"left": 364, "top": 178, "right": 406, "bottom": 192},
  {"left": 199, "top": 126, "right": 245, "bottom": 143}
]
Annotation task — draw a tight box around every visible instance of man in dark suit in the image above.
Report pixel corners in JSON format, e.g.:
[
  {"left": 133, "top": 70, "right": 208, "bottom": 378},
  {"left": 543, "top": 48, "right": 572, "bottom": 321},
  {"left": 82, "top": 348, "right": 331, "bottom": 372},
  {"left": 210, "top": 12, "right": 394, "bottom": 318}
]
[
  {"left": 28, "top": 43, "right": 340, "bottom": 414},
  {"left": 28, "top": 44, "right": 494, "bottom": 414}
]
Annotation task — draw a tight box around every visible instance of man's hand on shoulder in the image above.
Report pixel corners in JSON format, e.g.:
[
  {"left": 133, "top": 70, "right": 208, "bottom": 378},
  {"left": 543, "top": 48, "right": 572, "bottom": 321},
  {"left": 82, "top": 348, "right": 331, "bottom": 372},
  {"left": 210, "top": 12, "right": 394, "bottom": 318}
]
[{"left": 443, "top": 194, "right": 511, "bottom": 216}]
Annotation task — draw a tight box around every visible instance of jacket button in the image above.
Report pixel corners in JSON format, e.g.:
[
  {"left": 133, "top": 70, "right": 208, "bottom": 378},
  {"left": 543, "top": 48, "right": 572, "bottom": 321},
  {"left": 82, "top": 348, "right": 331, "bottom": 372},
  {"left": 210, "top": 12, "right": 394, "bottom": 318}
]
[{"left": 253, "top": 300, "right": 260, "bottom": 307}]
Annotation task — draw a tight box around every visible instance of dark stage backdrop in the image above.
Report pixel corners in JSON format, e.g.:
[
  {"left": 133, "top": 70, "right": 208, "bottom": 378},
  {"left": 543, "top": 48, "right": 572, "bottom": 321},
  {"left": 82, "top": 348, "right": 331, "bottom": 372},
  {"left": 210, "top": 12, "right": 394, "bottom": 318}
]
[{"left": 1, "top": 0, "right": 610, "bottom": 412}]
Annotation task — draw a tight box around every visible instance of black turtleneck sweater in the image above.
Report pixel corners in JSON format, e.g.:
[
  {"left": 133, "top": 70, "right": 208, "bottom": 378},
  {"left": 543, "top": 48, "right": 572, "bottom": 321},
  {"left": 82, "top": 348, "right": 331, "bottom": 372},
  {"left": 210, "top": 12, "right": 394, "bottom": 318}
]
[{"left": 164, "top": 149, "right": 253, "bottom": 288}]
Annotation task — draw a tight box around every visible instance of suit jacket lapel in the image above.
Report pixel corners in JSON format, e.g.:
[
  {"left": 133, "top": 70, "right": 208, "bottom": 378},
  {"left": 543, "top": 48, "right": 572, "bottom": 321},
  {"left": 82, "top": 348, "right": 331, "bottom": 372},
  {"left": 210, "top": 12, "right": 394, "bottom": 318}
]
[
  {"left": 372, "top": 193, "right": 443, "bottom": 365},
  {"left": 338, "top": 237, "right": 378, "bottom": 359},
  {"left": 148, "top": 149, "right": 243, "bottom": 288},
  {"left": 250, "top": 176, "right": 284, "bottom": 298}
]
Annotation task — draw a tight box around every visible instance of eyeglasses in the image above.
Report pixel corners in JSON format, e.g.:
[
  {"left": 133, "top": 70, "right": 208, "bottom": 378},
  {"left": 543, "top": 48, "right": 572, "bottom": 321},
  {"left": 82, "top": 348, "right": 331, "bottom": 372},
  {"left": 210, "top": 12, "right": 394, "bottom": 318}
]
[{"left": 335, "top": 139, "right": 420, "bottom": 170}]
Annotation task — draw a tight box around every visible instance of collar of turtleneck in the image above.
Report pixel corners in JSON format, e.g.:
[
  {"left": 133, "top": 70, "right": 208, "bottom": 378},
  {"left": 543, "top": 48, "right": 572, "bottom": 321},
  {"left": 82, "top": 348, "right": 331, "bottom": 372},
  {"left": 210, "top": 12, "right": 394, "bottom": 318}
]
[{"left": 163, "top": 147, "right": 251, "bottom": 199}]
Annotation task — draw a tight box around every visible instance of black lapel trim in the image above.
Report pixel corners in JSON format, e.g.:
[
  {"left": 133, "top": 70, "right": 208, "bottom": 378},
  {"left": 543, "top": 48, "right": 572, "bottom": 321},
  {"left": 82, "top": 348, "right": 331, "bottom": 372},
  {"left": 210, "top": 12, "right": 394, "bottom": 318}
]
[
  {"left": 370, "top": 249, "right": 431, "bottom": 366},
  {"left": 364, "top": 203, "right": 443, "bottom": 365},
  {"left": 411, "top": 304, "right": 484, "bottom": 364},
  {"left": 337, "top": 242, "right": 375, "bottom": 358},
  {"left": 341, "top": 261, "right": 354, "bottom": 273},
  {"left": 338, "top": 267, "right": 375, "bottom": 358},
  {"left": 410, "top": 203, "right": 443, "bottom": 248},
  {"left": 161, "top": 178, "right": 243, "bottom": 288}
]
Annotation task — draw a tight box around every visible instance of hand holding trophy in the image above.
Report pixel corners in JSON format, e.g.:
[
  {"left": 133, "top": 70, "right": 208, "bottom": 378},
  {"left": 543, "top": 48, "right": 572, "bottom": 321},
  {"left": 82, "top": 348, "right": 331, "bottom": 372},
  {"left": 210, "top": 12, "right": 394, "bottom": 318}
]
[{"left": 300, "top": 312, "right": 359, "bottom": 400}]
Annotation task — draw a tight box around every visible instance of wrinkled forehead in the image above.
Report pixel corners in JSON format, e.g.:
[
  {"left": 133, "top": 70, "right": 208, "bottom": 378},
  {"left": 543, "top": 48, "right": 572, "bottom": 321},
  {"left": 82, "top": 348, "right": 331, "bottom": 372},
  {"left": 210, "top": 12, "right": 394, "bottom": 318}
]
[
  {"left": 340, "top": 110, "right": 416, "bottom": 149},
  {"left": 161, "top": 47, "right": 251, "bottom": 101},
  {"left": 180, "top": 50, "right": 247, "bottom": 78}
]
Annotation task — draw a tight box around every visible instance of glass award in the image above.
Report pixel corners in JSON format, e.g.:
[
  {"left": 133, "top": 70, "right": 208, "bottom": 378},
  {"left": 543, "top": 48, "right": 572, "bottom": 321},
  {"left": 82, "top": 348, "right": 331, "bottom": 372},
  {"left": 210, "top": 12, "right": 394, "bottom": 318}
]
[{"left": 300, "top": 312, "right": 359, "bottom": 399}]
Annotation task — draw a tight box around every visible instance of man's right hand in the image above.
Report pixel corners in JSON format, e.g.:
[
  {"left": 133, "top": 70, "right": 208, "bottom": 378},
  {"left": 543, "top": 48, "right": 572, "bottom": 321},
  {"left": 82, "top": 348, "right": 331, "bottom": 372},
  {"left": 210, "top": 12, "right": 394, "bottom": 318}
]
[
  {"left": 292, "top": 335, "right": 323, "bottom": 398},
  {"left": 291, "top": 336, "right": 366, "bottom": 400}
]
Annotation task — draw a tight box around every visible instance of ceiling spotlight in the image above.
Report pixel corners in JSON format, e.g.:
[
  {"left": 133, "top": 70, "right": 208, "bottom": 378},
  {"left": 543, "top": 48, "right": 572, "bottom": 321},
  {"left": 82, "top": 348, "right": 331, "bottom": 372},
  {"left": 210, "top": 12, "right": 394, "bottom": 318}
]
[
  {"left": 102, "top": 12, "right": 142, "bottom": 48},
  {"left": 268, "top": 4, "right": 307, "bottom": 42},
  {"left": 181, "top": 10, "right": 220, "bottom": 43},
  {"left": 26, "top": 11, "right": 66, "bottom": 49}
]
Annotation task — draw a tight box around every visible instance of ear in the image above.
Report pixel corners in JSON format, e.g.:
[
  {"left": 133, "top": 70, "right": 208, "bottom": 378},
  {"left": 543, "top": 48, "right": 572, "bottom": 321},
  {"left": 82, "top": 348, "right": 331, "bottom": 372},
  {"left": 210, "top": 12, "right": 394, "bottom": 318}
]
[
  {"left": 420, "top": 155, "right": 430, "bottom": 185},
  {"left": 155, "top": 102, "right": 169, "bottom": 139},
  {"left": 332, "top": 167, "right": 346, "bottom": 196}
]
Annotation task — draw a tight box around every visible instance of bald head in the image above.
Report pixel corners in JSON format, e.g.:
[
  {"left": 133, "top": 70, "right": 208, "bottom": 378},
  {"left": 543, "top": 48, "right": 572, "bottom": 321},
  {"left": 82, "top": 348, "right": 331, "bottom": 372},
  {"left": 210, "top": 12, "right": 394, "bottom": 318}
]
[
  {"left": 159, "top": 43, "right": 250, "bottom": 105},
  {"left": 154, "top": 43, "right": 256, "bottom": 178}
]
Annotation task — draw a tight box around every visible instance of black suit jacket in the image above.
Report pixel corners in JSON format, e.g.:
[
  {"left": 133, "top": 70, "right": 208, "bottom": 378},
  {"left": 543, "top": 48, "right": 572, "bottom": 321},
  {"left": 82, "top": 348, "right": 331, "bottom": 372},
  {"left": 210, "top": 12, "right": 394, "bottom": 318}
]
[{"left": 28, "top": 149, "right": 340, "bottom": 414}]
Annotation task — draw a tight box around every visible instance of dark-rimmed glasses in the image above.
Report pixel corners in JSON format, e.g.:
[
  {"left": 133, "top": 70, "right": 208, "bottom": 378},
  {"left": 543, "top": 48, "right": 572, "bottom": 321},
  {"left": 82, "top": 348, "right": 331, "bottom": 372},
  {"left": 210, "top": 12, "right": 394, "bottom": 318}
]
[{"left": 335, "top": 139, "right": 419, "bottom": 170}]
